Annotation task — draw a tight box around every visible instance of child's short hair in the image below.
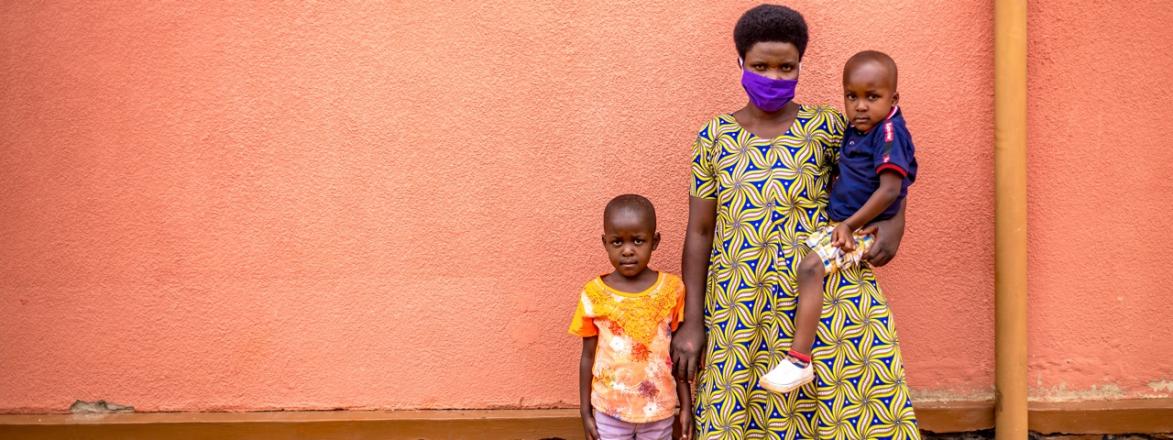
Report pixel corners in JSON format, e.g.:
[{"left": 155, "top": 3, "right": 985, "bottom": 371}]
[
  {"left": 844, "top": 50, "right": 899, "bottom": 89},
  {"left": 734, "top": 4, "right": 809, "bottom": 60},
  {"left": 604, "top": 194, "right": 657, "bottom": 230}
]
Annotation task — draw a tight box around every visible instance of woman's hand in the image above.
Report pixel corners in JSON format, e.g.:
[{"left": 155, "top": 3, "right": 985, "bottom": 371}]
[
  {"left": 676, "top": 378, "right": 694, "bottom": 440},
  {"left": 671, "top": 321, "right": 706, "bottom": 381},
  {"left": 859, "top": 199, "right": 906, "bottom": 267},
  {"left": 678, "top": 407, "right": 693, "bottom": 440}
]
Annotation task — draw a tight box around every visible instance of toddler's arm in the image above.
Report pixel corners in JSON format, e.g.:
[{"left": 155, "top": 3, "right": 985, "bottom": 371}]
[
  {"left": 833, "top": 172, "right": 904, "bottom": 251},
  {"left": 579, "top": 337, "right": 600, "bottom": 440}
]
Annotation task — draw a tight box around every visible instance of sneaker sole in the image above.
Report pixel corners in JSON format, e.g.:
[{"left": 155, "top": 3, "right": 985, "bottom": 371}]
[{"left": 760, "top": 375, "right": 814, "bottom": 394}]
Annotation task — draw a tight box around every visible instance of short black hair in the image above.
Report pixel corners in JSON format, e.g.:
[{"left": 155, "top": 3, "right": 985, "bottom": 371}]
[
  {"left": 844, "top": 50, "right": 899, "bottom": 90},
  {"left": 734, "top": 4, "right": 809, "bottom": 60},
  {"left": 604, "top": 194, "right": 656, "bottom": 231}
]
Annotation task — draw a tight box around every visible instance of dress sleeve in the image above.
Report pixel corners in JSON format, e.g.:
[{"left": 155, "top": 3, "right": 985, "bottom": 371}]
[
  {"left": 669, "top": 278, "right": 686, "bottom": 331},
  {"left": 823, "top": 106, "right": 847, "bottom": 168},
  {"left": 568, "top": 290, "right": 598, "bottom": 337},
  {"left": 689, "top": 119, "right": 718, "bottom": 200},
  {"left": 874, "top": 120, "right": 916, "bottom": 182}
]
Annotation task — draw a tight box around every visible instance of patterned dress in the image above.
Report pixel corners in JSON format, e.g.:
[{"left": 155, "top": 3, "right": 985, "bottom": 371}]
[{"left": 689, "top": 105, "right": 920, "bottom": 439}]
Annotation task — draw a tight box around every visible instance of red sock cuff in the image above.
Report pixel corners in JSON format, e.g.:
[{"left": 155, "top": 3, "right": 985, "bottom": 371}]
[{"left": 788, "top": 350, "right": 811, "bottom": 364}]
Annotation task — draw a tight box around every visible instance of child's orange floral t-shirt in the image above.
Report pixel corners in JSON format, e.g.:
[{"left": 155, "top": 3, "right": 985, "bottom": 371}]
[{"left": 568, "top": 272, "right": 685, "bottom": 423}]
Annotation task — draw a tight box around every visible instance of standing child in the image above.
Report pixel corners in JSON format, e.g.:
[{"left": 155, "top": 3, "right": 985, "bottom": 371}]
[
  {"left": 569, "top": 194, "right": 692, "bottom": 440},
  {"left": 762, "top": 50, "right": 918, "bottom": 393}
]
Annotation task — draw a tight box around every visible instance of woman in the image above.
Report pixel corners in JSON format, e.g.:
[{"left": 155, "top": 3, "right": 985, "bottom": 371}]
[{"left": 670, "top": 5, "right": 920, "bottom": 439}]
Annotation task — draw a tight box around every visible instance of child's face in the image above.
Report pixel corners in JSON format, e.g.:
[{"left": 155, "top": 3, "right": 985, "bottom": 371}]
[
  {"left": 601, "top": 210, "right": 660, "bottom": 279},
  {"left": 843, "top": 61, "right": 898, "bottom": 133}
]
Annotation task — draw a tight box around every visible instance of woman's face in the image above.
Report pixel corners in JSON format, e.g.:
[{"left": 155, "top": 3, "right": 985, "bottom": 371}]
[{"left": 742, "top": 41, "right": 801, "bottom": 81}]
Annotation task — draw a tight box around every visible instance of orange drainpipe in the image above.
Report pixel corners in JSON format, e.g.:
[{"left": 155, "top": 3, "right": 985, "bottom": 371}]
[{"left": 994, "top": 0, "right": 1028, "bottom": 437}]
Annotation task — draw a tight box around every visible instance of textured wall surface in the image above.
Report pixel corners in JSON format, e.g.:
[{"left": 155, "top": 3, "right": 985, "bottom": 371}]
[
  {"left": 1026, "top": 0, "right": 1173, "bottom": 401},
  {"left": 0, "top": 0, "right": 1159, "bottom": 414}
]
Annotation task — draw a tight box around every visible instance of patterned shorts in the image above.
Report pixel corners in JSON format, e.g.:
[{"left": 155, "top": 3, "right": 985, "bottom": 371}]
[{"left": 804, "top": 223, "right": 876, "bottom": 274}]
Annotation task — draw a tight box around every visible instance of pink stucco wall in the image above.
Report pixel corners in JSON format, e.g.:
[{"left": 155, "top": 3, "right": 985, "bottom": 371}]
[
  {"left": 1026, "top": 0, "right": 1173, "bottom": 401},
  {"left": 0, "top": 1, "right": 1164, "bottom": 414}
]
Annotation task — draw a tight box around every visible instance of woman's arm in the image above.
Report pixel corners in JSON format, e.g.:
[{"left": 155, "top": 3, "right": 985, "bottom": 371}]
[
  {"left": 580, "top": 336, "right": 600, "bottom": 440},
  {"left": 860, "top": 196, "right": 907, "bottom": 267},
  {"left": 672, "top": 196, "right": 716, "bottom": 380},
  {"left": 676, "top": 378, "right": 693, "bottom": 439}
]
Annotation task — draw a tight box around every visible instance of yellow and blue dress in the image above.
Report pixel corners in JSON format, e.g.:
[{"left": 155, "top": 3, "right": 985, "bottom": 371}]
[{"left": 689, "top": 104, "right": 920, "bottom": 439}]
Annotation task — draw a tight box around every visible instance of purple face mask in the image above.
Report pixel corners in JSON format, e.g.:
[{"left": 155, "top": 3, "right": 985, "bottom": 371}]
[{"left": 740, "top": 62, "right": 798, "bottom": 112}]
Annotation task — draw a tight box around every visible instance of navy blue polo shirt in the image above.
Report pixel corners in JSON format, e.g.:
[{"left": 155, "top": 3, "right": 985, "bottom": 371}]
[{"left": 828, "top": 106, "right": 917, "bottom": 223}]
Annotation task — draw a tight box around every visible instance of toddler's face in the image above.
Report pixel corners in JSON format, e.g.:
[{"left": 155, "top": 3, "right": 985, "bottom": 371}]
[
  {"left": 601, "top": 210, "right": 659, "bottom": 279},
  {"left": 843, "top": 61, "right": 898, "bottom": 133}
]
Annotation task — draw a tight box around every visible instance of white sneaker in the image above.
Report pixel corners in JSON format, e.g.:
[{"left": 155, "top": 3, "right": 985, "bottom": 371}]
[{"left": 761, "top": 357, "right": 814, "bottom": 393}]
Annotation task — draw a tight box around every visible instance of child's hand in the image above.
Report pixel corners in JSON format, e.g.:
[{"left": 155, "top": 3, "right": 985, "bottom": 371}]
[
  {"left": 581, "top": 410, "right": 600, "bottom": 440},
  {"left": 831, "top": 223, "right": 857, "bottom": 252}
]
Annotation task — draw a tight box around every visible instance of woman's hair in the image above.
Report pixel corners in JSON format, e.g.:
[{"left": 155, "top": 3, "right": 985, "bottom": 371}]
[{"left": 733, "top": 4, "right": 809, "bottom": 60}]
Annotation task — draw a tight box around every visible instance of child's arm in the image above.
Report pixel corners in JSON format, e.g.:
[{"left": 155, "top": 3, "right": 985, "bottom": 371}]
[
  {"left": 579, "top": 336, "right": 600, "bottom": 440},
  {"left": 833, "top": 172, "right": 904, "bottom": 251},
  {"left": 676, "top": 378, "right": 693, "bottom": 439}
]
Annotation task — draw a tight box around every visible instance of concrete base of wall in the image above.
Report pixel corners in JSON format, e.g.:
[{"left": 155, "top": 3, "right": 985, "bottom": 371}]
[
  {"left": 917, "top": 399, "right": 1173, "bottom": 435},
  {"left": 0, "top": 400, "right": 1169, "bottom": 439}
]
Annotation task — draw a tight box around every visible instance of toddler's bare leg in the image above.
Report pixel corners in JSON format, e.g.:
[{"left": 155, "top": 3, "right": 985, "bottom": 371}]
[{"left": 791, "top": 253, "right": 826, "bottom": 357}]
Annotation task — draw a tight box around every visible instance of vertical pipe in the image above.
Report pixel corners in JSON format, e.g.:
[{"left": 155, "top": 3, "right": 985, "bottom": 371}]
[{"left": 994, "top": 0, "right": 1029, "bottom": 437}]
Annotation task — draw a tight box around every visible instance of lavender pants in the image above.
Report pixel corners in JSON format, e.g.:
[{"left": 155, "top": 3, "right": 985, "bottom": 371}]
[{"left": 593, "top": 411, "right": 673, "bottom": 440}]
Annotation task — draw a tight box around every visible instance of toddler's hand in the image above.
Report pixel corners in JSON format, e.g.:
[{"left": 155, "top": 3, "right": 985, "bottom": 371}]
[{"left": 831, "top": 223, "right": 857, "bottom": 252}]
